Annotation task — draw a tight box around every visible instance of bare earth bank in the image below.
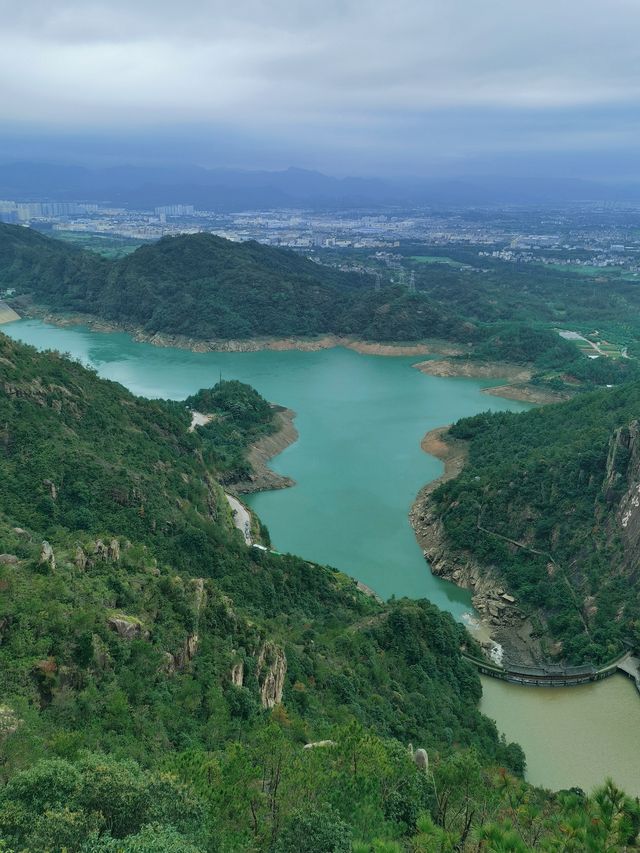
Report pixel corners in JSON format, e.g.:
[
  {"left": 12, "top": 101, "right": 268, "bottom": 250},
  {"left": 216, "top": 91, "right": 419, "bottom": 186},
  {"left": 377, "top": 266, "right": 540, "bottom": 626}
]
[
  {"left": 413, "top": 359, "right": 533, "bottom": 382},
  {"left": 15, "top": 304, "right": 465, "bottom": 358},
  {"left": 413, "top": 358, "right": 572, "bottom": 405},
  {"left": 482, "top": 383, "right": 571, "bottom": 405},
  {"left": 232, "top": 408, "right": 299, "bottom": 494}
]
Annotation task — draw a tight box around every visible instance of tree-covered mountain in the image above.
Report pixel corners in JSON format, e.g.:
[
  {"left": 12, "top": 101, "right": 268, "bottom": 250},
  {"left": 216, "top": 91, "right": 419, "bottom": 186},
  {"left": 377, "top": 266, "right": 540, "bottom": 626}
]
[
  {"left": 1, "top": 162, "right": 638, "bottom": 208},
  {"left": 431, "top": 382, "right": 640, "bottom": 664},
  {"left": 2, "top": 333, "right": 637, "bottom": 850},
  {"left": 5, "top": 222, "right": 640, "bottom": 398},
  {"left": 0, "top": 223, "right": 478, "bottom": 342}
]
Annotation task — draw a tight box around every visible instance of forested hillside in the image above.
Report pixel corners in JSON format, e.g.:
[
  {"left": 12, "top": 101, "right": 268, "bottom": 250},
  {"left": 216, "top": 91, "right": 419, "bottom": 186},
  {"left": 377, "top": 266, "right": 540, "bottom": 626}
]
[
  {"left": 6, "top": 223, "right": 640, "bottom": 395},
  {"left": 2, "top": 333, "right": 637, "bottom": 850},
  {"left": 0, "top": 223, "right": 473, "bottom": 342},
  {"left": 432, "top": 382, "right": 640, "bottom": 664}
]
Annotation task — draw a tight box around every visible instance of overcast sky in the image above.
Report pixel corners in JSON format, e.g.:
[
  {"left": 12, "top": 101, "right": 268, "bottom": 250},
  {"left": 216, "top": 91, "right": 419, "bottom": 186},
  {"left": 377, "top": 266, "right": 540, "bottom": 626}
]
[{"left": 1, "top": 0, "right": 639, "bottom": 177}]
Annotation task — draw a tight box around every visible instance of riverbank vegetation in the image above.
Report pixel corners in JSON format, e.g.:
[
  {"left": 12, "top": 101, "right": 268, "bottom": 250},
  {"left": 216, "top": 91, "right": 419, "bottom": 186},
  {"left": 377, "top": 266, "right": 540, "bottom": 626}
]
[{"left": 432, "top": 381, "right": 640, "bottom": 664}]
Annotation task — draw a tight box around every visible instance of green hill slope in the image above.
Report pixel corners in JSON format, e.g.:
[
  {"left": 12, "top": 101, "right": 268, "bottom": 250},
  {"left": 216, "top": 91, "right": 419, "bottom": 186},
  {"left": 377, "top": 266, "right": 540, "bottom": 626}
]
[
  {"left": 432, "top": 382, "right": 640, "bottom": 663},
  {"left": 1, "top": 333, "right": 638, "bottom": 850},
  {"left": 0, "top": 223, "right": 473, "bottom": 342},
  {"left": 0, "top": 332, "right": 516, "bottom": 849}
]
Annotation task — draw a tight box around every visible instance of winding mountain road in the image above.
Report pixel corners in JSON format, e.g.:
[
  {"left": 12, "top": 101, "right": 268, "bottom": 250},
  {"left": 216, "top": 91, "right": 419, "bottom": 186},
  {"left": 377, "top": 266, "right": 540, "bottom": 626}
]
[{"left": 226, "top": 493, "right": 252, "bottom": 545}]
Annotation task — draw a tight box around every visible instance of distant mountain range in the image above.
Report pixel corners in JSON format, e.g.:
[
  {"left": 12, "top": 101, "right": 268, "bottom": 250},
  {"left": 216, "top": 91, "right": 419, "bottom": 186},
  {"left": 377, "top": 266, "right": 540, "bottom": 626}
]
[{"left": 0, "top": 161, "right": 639, "bottom": 210}]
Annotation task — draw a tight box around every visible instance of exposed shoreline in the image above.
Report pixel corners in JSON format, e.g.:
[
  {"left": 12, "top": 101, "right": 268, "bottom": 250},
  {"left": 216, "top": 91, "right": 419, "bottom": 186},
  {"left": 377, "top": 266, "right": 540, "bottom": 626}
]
[
  {"left": 14, "top": 303, "right": 465, "bottom": 358},
  {"left": 413, "top": 358, "right": 570, "bottom": 405},
  {"left": 414, "top": 358, "right": 533, "bottom": 383},
  {"left": 232, "top": 407, "right": 299, "bottom": 494},
  {"left": 14, "top": 303, "right": 564, "bottom": 403},
  {"left": 410, "top": 425, "right": 543, "bottom": 665},
  {"left": 482, "top": 383, "right": 570, "bottom": 405},
  {"left": 0, "top": 301, "right": 20, "bottom": 325}
]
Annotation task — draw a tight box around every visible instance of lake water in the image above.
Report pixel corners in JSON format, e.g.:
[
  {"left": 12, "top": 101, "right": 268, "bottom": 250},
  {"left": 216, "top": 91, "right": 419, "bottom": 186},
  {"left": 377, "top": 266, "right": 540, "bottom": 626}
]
[
  {"left": 6, "top": 319, "right": 528, "bottom": 609},
  {"left": 5, "top": 318, "right": 640, "bottom": 795},
  {"left": 481, "top": 675, "right": 640, "bottom": 795}
]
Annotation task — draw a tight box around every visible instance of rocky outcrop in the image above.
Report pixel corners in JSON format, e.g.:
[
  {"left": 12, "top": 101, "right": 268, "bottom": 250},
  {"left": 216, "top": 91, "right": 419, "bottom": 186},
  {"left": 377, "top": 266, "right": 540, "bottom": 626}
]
[
  {"left": 411, "top": 426, "right": 543, "bottom": 665},
  {"left": 169, "top": 634, "right": 200, "bottom": 671},
  {"left": 107, "top": 614, "right": 149, "bottom": 640},
  {"left": 0, "top": 705, "right": 22, "bottom": 741},
  {"left": 74, "top": 546, "right": 88, "bottom": 571},
  {"left": 162, "top": 652, "right": 177, "bottom": 676},
  {"left": 256, "top": 641, "right": 287, "bottom": 709},
  {"left": 163, "top": 578, "right": 207, "bottom": 674},
  {"left": 94, "top": 539, "right": 121, "bottom": 562},
  {"left": 75, "top": 538, "right": 122, "bottom": 570},
  {"left": 412, "top": 497, "right": 521, "bottom": 629},
  {"left": 413, "top": 748, "right": 429, "bottom": 773},
  {"left": 39, "top": 541, "right": 55, "bottom": 571},
  {"left": 602, "top": 420, "right": 640, "bottom": 569},
  {"left": 602, "top": 420, "right": 640, "bottom": 496},
  {"left": 230, "top": 661, "right": 244, "bottom": 687},
  {"left": 42, "top": 479, "right": 57, "bottom": 500},
  {"left": 0, "top": 554, "right": 18, "bottom": 565},
  {"left": 191, "top": 577, "right": 206, "bottom": 617}
]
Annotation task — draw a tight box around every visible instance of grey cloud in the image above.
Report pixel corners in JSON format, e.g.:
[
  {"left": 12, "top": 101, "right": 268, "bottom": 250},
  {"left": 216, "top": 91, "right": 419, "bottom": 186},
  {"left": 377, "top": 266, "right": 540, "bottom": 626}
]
[{"left": 1, "top": 0, "right": 639, "bottom": 175}]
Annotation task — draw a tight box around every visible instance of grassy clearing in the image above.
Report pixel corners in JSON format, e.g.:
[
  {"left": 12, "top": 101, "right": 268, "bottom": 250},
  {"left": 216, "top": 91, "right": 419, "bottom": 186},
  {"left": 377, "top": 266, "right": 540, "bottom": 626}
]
[
  {"left": 411, "top": 254, "right": 466, "bottom": 268},
  {"left": 53, "top": 230, "right": 145, "bottom": 258}
]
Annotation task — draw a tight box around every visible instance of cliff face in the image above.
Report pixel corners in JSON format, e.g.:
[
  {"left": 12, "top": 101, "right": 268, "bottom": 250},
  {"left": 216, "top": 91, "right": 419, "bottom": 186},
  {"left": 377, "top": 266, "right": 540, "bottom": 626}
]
[
  {"left": 602, "top": 420, "right": 640, "bottom": 568},
  {"left": 411, "top": 487, "right": 541, "bottom": 665},
  {"left": 414, "top": 382, "right": 640, "bottom": 665},
  {"left": 256, "top": 641, "right": 287, "bottom": 709}
]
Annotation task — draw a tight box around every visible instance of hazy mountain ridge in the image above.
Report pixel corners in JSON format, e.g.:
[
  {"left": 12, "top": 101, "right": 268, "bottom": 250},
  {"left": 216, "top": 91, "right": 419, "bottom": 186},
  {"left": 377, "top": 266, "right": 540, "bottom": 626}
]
[{"left": 0, "top": 162, "right": 638, "bottom": 209}]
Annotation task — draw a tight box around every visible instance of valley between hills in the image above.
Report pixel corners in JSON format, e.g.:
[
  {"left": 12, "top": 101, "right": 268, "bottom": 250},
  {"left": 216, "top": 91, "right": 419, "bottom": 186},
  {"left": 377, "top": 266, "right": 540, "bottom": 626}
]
[{"left": 3, "top": 225, "right": 640, "bottom": 849}]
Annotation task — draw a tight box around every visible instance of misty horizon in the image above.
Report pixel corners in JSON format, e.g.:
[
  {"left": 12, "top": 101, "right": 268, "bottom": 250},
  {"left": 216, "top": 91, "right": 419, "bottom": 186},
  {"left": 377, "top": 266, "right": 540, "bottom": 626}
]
[{"left": 1, "top": 1, "right": 640, "bottom": 182}]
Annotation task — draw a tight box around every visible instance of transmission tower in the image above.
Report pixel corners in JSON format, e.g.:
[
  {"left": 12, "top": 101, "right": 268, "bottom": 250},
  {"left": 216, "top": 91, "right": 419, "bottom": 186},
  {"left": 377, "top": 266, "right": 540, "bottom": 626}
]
[
  {"left": 374, "top": 272, "right": 382, "bottom": 292},
  {"left": 408, "top": 270, "right": 416, "bottom": 294}
]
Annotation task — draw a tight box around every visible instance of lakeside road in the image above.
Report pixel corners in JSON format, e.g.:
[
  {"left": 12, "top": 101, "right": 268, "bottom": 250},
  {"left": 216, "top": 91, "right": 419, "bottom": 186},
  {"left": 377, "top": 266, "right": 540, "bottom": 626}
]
[{"left": 226, "top": 493, "right": 252, "bottom": 545}]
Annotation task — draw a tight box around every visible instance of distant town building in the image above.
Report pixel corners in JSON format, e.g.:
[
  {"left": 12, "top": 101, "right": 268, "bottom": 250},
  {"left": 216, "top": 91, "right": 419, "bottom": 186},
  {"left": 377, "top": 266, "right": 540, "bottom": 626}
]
[{"left": 154, "top": 205, "right": 195, "bottom": 217}]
